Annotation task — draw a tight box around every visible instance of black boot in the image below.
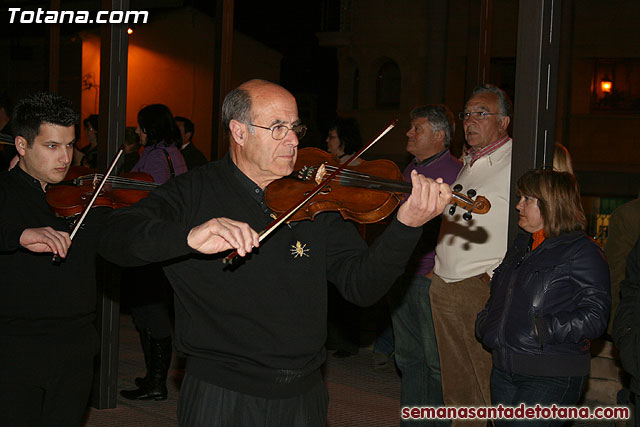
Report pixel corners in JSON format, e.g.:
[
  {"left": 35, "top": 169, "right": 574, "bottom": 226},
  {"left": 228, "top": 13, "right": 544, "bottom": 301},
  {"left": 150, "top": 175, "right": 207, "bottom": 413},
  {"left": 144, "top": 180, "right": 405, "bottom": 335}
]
[
  {"left": 120, "top": 336, "right": 172, "bottom": 401},
  {"left": 134, "top": 328, "right": 152, "bottom": 388}
]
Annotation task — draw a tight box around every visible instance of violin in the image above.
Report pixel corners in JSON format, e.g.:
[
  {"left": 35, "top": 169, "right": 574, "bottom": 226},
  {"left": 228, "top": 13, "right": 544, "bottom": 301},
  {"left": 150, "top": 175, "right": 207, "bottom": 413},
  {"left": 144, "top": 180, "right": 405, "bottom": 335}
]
[
  {"left": 266, "top": 148, "right": 404, "bottom": 223},
  {"left": 265, "top": 147, "right": 491, "bottom": 223},
  {"left": 223, "top": 119, "right": 490, "bottom": 265},
  {"left": 46, "top": 148, "right": 159, "bottom": 262},
  {"left": 46, "top": 165, "right": 159, "bottom": 217}
]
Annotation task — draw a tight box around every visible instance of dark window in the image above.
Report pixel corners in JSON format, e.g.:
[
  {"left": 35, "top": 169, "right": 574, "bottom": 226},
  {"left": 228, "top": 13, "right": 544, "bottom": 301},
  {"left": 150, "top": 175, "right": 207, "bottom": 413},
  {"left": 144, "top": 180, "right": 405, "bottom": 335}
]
[{"left": 376, "top": 61, "right": 400, "bottom": 109}]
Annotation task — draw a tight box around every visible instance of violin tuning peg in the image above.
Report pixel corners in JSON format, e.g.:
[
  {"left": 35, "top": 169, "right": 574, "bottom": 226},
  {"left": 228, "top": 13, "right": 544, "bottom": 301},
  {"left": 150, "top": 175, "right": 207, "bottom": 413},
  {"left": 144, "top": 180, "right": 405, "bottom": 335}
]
[
  {"left": 453, "top": 184, "right": 463, "bottom": 192},
  {"left": 463, "top": 212, "right": 473, "bottom": 221},
  {"left": 467, "top": 189, "right": 477, "bottom": 198},
  {"left": 449, "top": 205, "right": 457, "bottom": 216}
]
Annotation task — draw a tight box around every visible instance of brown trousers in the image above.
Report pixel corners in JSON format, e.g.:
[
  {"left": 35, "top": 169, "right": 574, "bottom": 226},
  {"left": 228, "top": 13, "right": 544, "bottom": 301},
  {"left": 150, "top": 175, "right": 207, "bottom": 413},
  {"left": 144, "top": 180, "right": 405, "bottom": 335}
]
[{"left": 430, "top": 273, "right": 492, "bottom": 426}]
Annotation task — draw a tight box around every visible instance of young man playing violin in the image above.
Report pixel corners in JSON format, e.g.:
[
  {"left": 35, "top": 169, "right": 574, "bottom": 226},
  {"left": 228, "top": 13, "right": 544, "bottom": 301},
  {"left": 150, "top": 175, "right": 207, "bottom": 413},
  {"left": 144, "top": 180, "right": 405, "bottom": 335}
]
[
  {"left": 0, "top": 92, "right": 108, "bottom": 426},
  {"left": 99, "top": 79, "right": 453, "bottom": 426}
]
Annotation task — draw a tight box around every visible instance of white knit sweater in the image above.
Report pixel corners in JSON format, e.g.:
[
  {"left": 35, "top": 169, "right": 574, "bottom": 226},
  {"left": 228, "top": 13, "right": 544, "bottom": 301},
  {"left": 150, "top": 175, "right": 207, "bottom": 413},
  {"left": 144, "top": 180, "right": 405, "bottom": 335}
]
[{"left": 434, "top": 139, "right": 512, "bottom": 283}]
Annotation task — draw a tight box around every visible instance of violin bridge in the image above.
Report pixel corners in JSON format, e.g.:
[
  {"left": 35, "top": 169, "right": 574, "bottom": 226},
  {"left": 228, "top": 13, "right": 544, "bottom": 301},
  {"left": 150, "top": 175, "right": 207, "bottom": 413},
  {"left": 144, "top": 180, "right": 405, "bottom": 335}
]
[{"left": 315, "top": 163, "right": 326, "bottom": 185}]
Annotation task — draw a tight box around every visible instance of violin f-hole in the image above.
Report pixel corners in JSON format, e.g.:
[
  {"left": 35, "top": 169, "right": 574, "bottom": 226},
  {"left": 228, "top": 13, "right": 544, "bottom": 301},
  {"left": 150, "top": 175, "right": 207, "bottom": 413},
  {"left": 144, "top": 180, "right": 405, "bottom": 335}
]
[{"left": 304, "top": 186, "right": 332, "bottom": 197}]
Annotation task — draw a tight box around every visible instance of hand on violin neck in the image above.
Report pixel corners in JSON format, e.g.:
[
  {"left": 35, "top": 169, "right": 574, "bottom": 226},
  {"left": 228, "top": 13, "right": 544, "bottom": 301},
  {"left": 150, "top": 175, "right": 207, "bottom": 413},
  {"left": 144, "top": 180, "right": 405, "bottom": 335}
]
[
  {"left": 187, "top": 217, "right": 260, "bottom": 256},
  {"left": 396, "top": 171, "right": 452, "bottom": 228},
  {"left": 19, "top": 227, "right": 71, "bottom": 258}
]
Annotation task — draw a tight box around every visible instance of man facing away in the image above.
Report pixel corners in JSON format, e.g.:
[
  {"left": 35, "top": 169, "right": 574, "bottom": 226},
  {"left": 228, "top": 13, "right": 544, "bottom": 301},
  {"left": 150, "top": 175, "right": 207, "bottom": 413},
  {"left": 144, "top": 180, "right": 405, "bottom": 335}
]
[
  {"left": 429, "top": 84, "right": 513, "bottom": 425},
  {"left": 0, "top": 92, "right": 108, "bottom": 426},
  {"left": 389, "top": 105, "right": 461, "bottom": 425},
  {"left": 175, "top": 116, "right": 207, "bottom": 170},
  {"left": 99, "top": 79, "right": 453, "bottom": 426}
]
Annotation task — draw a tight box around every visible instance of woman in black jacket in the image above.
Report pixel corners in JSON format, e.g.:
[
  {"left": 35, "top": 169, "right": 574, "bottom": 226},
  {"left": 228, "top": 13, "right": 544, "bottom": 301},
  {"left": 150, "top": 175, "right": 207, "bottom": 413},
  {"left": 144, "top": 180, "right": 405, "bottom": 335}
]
[{"left": 476, "top": 169, "right": 610, "bottom": 426}]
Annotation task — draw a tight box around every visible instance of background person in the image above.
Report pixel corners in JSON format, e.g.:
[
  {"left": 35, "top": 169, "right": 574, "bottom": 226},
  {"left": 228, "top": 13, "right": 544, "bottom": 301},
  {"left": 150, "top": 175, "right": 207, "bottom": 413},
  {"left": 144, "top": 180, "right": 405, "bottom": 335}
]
[
  {"left": 132, "top": 104, "right": 187, "bottom": 182},
  {"left": 552, "top": 143, "right": 574, "bottom": 174},
  {"left": 476, "top": 169, "right": 610, "bottom": 427},
  {"left": 613, "top": 235, "right": 640, "bottom": 426},
  {"left": 324, "top": 116, "right": 364, "bottom": 358},
  {"left": 175, "top": 116, "right": 207, "bottom": 170},
  {"left": 120, "top": 103, "right": 188, "bottom": 401},
  {"left": 429, "top": 84, "right": 513, "bottom": 422},
  {"left": 121, "top": 126, "right": 141, "bottom": 173},
  {"left": 606, "top": 197, "right": 640, "bottom": 336},
  {"left": 389, "top": 104, "right": 462, "bottom": 424},
  {"left": 325, "top": 116, "right": 363, "bottom": 165},
  {"left": 79, "top": 114, "right": 99, "bottom": 169}
]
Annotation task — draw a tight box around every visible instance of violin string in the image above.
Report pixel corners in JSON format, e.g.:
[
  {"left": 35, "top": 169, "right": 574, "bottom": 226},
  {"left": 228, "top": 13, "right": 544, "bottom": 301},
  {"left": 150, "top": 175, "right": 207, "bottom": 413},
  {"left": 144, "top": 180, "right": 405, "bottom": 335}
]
[
  {"left": 316, "top": 166, "right": 474, "bottom": 205},
  {"left": 321, "top": 167, "right": 392, "bottom": 185},
  {"left": 90, "top": 175, "right": 158, "bottom": 186},
  {"left": 319, "top": 166, "right": 411, "bottom": 192},
  {"left": 322, "top": 165, "right": 376, "bottom": 180},
  {"left": 322, "top": 165, "right": 409, "bottom": 186},
  {"left": 77, "top": 175, "right": 159, "bottom": 189},
  {"left": 338, "top": 178, "right": 411, "bottom": 193}
]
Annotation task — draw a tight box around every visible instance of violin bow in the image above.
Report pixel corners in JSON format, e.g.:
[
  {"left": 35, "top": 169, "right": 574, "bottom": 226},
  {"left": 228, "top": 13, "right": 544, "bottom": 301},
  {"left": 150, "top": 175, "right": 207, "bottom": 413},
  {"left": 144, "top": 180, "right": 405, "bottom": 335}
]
[
  {"left": 223, "top": 118, "right": 398, "bottom": 265},
  {"left": 0, "top": 133, "right": 14, "bottom": 145},
  {"left": 52, "top": 147, "right": 125, "bottom": 263}
]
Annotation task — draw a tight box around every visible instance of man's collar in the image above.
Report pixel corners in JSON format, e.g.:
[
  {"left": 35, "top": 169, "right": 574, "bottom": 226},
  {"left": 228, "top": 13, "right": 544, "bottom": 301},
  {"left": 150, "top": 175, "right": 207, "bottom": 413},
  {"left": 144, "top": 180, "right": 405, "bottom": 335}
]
[
  {"left": 468, "top": 135, "right": 510, "bottom": 166},
  {"left": 227, "top": 154, "right": 264, "bottom": 205},
  {"left": 413, "top": 148, "right": 449, "bottom": 167},
  {"left": 13, "top": 164, "right": 45, "bottom": 192}
]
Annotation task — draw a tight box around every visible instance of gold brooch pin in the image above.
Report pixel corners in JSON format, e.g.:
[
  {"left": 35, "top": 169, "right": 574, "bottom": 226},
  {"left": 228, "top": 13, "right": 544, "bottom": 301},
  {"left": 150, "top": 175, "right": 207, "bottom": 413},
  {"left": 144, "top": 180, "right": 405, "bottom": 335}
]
[{"left": 290, "top": 241, "right": 310, "bottom": 258}]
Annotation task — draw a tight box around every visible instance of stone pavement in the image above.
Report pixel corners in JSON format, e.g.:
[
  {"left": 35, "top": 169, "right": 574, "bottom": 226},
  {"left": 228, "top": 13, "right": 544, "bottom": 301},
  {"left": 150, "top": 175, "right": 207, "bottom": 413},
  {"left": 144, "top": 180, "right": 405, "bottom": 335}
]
[{"left": 82, "top": 315, "right": 629, "bottom": 426}]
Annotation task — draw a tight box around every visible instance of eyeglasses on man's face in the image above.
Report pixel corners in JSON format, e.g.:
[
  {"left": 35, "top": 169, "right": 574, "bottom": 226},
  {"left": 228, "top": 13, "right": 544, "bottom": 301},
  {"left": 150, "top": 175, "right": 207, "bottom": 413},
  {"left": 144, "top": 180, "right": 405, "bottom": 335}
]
[
  {"left": 458, "top": 111, "right": 500, "bottom": 121},
  {"left": 249, "top": 123, "right": 307, "bottom": 140}
]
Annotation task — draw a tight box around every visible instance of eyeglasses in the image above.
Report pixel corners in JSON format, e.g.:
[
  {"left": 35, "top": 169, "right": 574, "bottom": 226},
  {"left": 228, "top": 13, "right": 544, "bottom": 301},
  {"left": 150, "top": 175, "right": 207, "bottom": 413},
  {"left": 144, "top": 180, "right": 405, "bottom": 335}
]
[
  {"left": 248, "top": 123, "right": 307, "bottom": 140},
  {"left": 458, "top": 111, "right": 500, "bottom": 121}
]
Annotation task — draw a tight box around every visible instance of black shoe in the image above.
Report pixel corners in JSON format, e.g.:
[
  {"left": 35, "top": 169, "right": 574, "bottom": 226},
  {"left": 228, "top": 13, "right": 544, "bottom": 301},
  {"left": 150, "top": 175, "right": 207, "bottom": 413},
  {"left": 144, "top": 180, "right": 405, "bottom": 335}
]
[
  {"left": 120, "top": 336, "right": 172, "bottom": 401},
  {"left": 120, "top": 384, "right": 168, "bottom": 401}
]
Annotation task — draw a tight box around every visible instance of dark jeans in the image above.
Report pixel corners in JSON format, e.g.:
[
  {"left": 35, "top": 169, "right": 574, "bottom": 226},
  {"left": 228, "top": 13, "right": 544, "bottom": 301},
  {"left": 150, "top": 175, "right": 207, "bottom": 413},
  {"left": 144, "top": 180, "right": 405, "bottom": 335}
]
[
  {"left": 390, "top": 274, "right": 446, "bottom": 426},
  {"left": 178, "top": 374, "right": 329, "bottom": 426},
  {"left": 490, "top": 366, "right": 587, "bottom": 427}
]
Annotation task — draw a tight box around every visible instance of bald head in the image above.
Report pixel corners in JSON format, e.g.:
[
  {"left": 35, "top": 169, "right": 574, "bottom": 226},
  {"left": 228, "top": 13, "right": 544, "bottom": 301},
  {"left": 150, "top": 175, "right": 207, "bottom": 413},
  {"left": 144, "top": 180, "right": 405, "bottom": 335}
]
[{"left": 222, "top": 79, "right": 295, "bottom": 132}]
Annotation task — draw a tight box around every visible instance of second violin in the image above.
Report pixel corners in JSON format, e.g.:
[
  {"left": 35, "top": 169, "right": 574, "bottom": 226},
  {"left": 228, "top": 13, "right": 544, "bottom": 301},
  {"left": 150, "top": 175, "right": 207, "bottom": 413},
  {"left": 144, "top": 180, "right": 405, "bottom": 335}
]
[{"left": 46, "top": 165, "right": 159, "bottom": 218}]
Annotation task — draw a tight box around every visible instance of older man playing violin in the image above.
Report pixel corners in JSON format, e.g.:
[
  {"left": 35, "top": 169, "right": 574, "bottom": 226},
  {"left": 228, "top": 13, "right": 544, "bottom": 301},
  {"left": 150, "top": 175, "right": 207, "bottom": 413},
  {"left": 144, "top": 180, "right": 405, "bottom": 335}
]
[
  {"left": 99, "top": 79, "right": 452, "bottom": 426},
  {"left": 0, "top": 92, "right": 109, "bottom": 426}
]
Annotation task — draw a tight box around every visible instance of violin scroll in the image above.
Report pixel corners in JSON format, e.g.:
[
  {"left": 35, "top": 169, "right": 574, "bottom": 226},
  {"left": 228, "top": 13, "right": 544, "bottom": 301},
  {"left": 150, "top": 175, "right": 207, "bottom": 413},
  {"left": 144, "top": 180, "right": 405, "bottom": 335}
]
[{"left": 447, "top": 185, "right": 491, "bottom": 221}]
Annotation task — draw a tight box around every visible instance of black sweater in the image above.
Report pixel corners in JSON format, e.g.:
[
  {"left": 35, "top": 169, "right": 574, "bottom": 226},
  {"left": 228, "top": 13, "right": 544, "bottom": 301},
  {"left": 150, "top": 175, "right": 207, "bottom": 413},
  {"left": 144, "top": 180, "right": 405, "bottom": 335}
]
[
  {"left": 0, "top": 167, "right": 107, "bottom": 337},
  {"left": 99, "top": 154, "right": 422, "bottom": 397}
]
